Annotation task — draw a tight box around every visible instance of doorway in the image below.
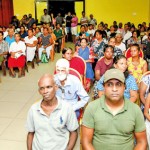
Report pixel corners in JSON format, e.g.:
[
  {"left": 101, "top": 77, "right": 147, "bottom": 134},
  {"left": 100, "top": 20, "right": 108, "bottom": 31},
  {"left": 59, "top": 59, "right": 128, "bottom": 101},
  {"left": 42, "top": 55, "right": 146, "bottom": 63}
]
[{"left": 48, "top": 1, "right": 75, "bottom": 17}]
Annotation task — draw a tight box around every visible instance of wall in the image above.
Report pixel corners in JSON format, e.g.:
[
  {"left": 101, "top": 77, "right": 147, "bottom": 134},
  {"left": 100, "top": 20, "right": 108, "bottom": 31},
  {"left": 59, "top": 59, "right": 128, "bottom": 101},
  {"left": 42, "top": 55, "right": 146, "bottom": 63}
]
[
  {"left": 85, "top": 0, "right": 149, "bottom": 27},
  {"left": 13, "top": 0, "right": 150, "bottom": 27},
  {"left": 13, "top": 0, "right": 35, "bottom": 20}
]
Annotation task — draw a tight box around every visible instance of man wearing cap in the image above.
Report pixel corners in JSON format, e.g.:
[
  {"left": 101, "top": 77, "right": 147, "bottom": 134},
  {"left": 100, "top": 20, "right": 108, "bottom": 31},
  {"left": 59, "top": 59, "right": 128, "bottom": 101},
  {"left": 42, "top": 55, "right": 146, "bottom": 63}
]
[
  {"left": 54, "top": 58, "right": 89, "bottom": 118},
  {"left": 82, "top": 68, "right": 147, "bottom": 150}
]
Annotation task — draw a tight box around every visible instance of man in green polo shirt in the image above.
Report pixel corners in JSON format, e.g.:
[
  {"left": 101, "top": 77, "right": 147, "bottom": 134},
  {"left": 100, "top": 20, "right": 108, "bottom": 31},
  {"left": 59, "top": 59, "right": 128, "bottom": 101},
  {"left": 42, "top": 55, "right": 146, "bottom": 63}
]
[{"left": 82, "top": 68, "right": 147, "bottom": 150}]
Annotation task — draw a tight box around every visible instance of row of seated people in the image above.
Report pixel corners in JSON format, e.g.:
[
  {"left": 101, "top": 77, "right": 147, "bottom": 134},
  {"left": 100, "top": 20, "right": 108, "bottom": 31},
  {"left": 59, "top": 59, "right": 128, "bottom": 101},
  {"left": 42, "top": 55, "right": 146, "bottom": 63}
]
[
  {"left": 61, "top": 43, "right": 150, "bottom": 148},
  {"left": 0, "top": 24, "right": 66, "bottom": 78}
]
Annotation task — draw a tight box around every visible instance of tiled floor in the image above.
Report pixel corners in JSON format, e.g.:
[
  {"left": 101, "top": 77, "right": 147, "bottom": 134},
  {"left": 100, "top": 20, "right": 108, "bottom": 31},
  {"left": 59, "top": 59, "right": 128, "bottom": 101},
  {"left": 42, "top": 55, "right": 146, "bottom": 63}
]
[{"left": 0, "top": 43, "right": 80, "bottom": 150}]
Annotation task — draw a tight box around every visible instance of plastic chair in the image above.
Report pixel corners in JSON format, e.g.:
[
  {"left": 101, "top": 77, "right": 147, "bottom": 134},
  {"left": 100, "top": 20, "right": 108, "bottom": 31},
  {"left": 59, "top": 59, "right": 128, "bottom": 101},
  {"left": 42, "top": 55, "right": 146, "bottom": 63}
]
[
  {"left": 125, "top": 48, "right": 144, "bottom": 59},
  {"left": 70, "top": 55, "right": 86, "bottom": 87},
  {"left": 69, "top": 68, "right": 83, "bottom": 84}
]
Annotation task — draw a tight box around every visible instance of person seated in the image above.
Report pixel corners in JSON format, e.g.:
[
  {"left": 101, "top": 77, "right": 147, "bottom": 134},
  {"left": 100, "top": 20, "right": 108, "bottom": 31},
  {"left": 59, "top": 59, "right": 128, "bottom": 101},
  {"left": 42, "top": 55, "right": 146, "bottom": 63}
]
[
  {"left": 48, "top": 27, "right": 56, "bottom": 61},
  {"left": 19, "top": 25, "right": 28, "bottom": 41},
  {"left": 108, "top": 37, "right": 122, "bottom": 57},
  {"left": 115, "top": 33, "right": 126, "bottom": 54},
  {"left": 54, "top": 23, "right": 63, "bottom": 53},
  {"left": 62, "top": 47, "right": 85, "bottom": 83},
  {"left": 90, "top": 30, "right": 105, "bottom": 70},
  {"left": 97, "top": 55, "right": 138, "bottom": 102},
  {"left": 0, "top": 31, "right": 9, "bottom": 76},
  {"left": 127, "top": 30, "right": 141, "bottom": 48},
  {"left": 54, "top": 58, "right": 89, "bottom": 118},
  {"left": 87, "top": 23, "right": 95, "bottom": 42},
  {"left": 8, "top": 33, "right": 26, "bottom": 78},
  {"left": 75, "top": 25, "right": 90, "bottom": 48},
  {"left": 140, "top": 73, "right": 150, "bottom": 110},
  {"left": 127, "top": 43, "right": 147, "bottom": 84},
  {"left": 107, "top": 25, "right": 116, "bottom": 38},
  {"left": 26, "top": 14, "right": 35, "bottom": 29},
  {"left": 144, "top": 93, "right": 150, "bottom": 149},
  {"left": 5, "top": 28, "right": 15, "bottom": 46},
  {"left": 142, "top": 32, "right": 150, "bottom": 60},
  {"left": 34, "top": 27, "right": 42, "bottom": 38},
  {"left": 24, "top": 29, "right": 38, "bottom": 66},
  {"left": 38, "top": 27, "right": 53, "bottom": 61},
  {"left": 97, "top": 23, "right": 107, "bottom": 41},
  {"left": 76, "top": 38, "right": 94, "bottom": 91},
  {"left": 93, "top": 45, "right": 114, "bottom": 99}
]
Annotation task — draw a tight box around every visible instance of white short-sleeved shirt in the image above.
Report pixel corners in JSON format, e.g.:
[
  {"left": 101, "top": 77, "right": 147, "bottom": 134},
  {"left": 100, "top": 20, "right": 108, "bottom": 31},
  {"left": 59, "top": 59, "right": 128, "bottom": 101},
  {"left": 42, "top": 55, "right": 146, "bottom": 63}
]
[
  {"left": 115, "top": 42, "right": 126, "bottom": 52},
  {"left": 24, "top": 36, "right": 37, "bottom": 49},
  {"left": 9, "top": 41, "right": 26, "bottom": 56},
  {"left": 26, "top": 97, "right": 79, "bottom": 150}
]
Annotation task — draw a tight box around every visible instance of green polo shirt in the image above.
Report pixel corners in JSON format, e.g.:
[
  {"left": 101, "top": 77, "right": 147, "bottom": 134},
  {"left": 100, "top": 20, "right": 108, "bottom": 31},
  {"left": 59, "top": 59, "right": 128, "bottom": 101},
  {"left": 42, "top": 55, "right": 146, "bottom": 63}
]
[
  {"left": 82, "top": 96, "right": 145, "bottom": 150},
  {"left": 54, "top": 29, "right": 62, "bottom": 38}
]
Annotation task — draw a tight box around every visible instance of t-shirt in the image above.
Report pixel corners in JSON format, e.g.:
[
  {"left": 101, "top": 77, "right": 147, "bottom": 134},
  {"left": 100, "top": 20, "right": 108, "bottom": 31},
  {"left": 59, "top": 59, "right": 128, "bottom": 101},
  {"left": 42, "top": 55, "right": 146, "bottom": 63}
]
[
  {"left": 24, "top": 36, "right": 37, "bottom": 49},
  {"left": 71, "top": 17, "right": 78, "bottom": 27},
  {"left": 82, "top": 96, "right": 146, "bottom": 150},
  {"left": 95, "top": 57, "right": 113, "bottom": 76},
  {"left": 66, "top": 16, "right": 72, "bottom": 27},
  {"left": 26, "top": 97, "right": 79, "bottom": 150},
  {"left": 115, "top": 42, "right": 126, "bottom": 52}
]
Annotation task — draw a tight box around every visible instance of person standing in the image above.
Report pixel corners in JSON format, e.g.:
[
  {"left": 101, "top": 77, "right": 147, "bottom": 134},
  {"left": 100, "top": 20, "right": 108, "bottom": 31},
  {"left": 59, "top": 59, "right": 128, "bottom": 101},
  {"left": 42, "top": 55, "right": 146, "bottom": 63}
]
[
  {"left": 40, "top": 9, "right": 51, "bottom": 25},
  {"left": 71, "top": 12, "right": 78, "bottom": 43},
  {"left": 26, "top": 74, "right": 78, "bottom": 150},
  {"left": 82, "top": 68, "right": 147, "bottom": 150},
  {"left": 89, "top": 14, "right": 97, "bottom": 29},
  {"left": 80, "top": 11, "right": 88, "bottom": 26},
  {"left": 66, "top": 12, "right": 72, "bottom": 42}
]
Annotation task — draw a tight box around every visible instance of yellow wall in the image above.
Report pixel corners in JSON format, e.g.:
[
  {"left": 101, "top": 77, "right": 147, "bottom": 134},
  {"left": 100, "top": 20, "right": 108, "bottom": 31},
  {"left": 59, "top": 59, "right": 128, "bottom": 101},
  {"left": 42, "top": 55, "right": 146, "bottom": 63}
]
[
  {"left": 13, "top": 0, "right": 150, "bottom": 27},
  {"left": 36, "top": 2, "right": 47, "bottom": 23},
  {"left": 13, "top": 0, "right": 35, "bottom": 20},
  {"left": 85, "top": 0, "right": 149, "bottom": 27}
]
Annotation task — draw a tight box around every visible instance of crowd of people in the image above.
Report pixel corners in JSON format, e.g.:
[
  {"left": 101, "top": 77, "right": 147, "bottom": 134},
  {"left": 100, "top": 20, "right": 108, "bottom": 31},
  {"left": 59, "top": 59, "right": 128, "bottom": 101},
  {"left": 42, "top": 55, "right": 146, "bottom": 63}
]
[{"left": 1, "top": 8, "right": 150, "bottom": 149}]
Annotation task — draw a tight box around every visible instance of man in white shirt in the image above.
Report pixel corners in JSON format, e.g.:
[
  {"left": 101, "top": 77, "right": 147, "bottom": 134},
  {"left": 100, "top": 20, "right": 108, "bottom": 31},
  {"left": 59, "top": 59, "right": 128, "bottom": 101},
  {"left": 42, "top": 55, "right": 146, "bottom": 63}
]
[
  {"left": 115, "top": 33, "right": 126, "bottom": 54},
  {"left": 40, "top": 9, "right": 51, "bottom": 25}
]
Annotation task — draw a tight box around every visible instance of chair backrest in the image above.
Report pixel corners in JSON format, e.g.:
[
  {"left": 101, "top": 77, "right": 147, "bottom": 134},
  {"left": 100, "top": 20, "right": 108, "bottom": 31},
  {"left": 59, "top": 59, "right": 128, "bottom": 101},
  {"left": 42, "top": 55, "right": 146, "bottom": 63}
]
[
  {"left": 70, "top": 55, "right": 86, "bottom": 76},
  {"left": 125, "top": 48, "right": 144, "bottom": 59},
  {"left": 70, "top": 55, "right": 86, "bottom": 85},
  {"left": 69, "top": 68, "right": 83, "bottom": 83}
]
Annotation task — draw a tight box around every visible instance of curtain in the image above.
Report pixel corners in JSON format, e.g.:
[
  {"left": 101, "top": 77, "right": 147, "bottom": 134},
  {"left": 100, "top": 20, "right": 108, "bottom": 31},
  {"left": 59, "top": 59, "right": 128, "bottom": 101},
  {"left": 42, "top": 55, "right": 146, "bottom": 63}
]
[{"left": 0, "top": 0, "right": 14, "bottom": 27}]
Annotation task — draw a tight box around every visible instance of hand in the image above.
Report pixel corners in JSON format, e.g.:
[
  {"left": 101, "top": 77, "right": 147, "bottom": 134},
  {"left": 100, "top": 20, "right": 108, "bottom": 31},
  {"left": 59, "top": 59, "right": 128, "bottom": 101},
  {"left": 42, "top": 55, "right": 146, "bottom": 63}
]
[{"left": 11, "top": 52, "right": 16, "bottom": 58}]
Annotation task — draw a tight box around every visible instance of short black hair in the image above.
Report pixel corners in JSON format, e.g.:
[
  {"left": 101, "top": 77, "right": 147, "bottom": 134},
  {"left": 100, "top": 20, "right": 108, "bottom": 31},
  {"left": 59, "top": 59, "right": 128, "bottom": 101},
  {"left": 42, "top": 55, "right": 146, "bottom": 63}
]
[{"left": 103, "top": 44, "right": 114, "bottom": 52}]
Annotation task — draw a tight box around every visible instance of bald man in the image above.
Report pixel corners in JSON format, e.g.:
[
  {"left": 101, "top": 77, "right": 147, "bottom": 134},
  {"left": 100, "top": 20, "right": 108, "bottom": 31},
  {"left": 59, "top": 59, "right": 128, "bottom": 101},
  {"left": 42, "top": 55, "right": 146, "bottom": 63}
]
[{"left": 26, "top": 74, "right": 78, "bottom": 150}]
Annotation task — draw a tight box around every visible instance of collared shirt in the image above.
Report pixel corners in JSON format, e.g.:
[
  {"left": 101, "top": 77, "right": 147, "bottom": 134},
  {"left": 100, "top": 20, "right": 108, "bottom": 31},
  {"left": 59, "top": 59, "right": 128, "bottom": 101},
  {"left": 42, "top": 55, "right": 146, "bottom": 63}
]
[
  {"left": 26, "top": 97, "right": 79, "bottom": 150},
  {"left": 0, "top": 40, "right": 9, "bottom": 54},
  {"left": 41, "top": 14, "right": 51, "bottom": 23},
  {"left": 5, "top": 35, "right": 15, "bottom": 46},
  {"left": 54, "top": 74, "right": 89, "bottom": 111},
  {"left": 9, "top": 41, "right": 26, "bottom": 57},
  {"left": 82, "top": 96, "right": 145, "bottom": 150}
]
